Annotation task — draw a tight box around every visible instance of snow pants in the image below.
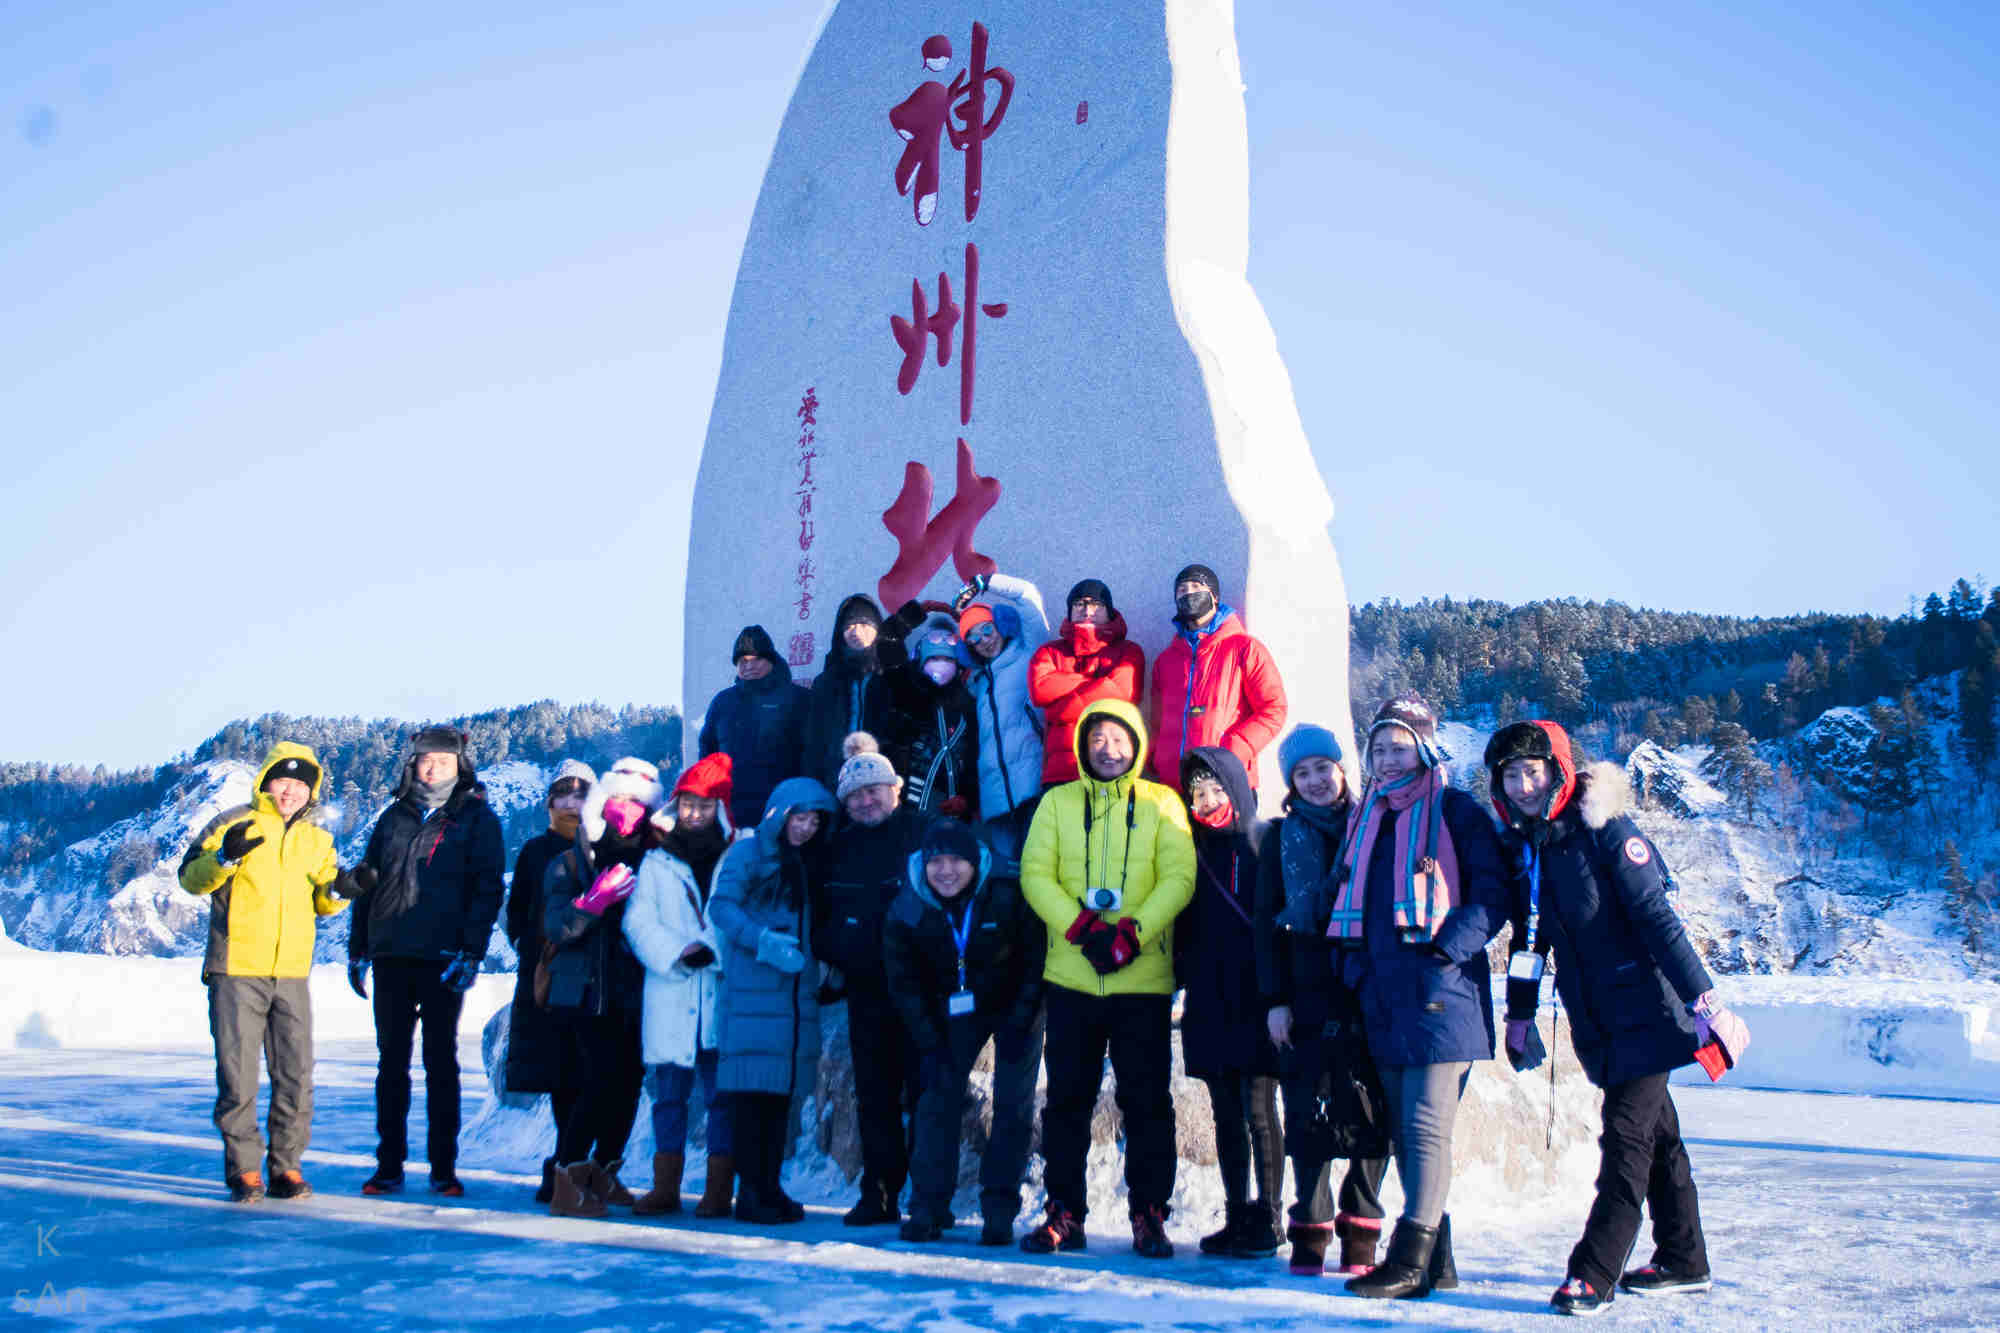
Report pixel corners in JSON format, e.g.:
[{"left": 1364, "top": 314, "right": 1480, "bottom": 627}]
[
  {"left": 371, "top": 959, "right": 464, "bottom": 1175},
  {"left": 907, "top": 1003, "right": 1045, "bottom": 1226},
  {"left": 208, "top": 975, "right": 312, "bottom": 1180},
  {"left": 1569, "top": 1072, "right": 1708, "bottom": 1292},
  {"left": 1041, "top": 988, "right": 1176, "bottom": 1219}
]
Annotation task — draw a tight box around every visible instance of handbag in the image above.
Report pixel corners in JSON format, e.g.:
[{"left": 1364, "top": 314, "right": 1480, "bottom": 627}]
[{"left": 1293, "top": 998, "right": 1392, "bottom": 1162}]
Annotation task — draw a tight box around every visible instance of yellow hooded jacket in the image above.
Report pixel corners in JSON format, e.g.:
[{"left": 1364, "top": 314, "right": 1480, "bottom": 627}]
[
  {"left": 178, "top": 741, "right": 348, "bottom": 979},
  {"left": 1020, "top": 698, "right": 1196, "bottom": 997}
]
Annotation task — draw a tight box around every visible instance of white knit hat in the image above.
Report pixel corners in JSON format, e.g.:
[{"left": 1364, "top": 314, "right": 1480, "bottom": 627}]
[
  {"left": 835, "top": 732, "right": 899, "bottom": 801},
  {"left": 581, "top": 756, "right": 664, "bottom": 841}
]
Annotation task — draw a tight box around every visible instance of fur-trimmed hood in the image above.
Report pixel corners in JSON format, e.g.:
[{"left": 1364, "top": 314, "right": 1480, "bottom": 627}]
[{"left": 1575, "top": 761, "right": 1629, "bottom": 830}]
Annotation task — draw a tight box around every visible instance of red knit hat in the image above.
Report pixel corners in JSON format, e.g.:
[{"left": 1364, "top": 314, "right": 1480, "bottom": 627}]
[{"left": 676, "top": 752, "right": 734, "bottom": 806}]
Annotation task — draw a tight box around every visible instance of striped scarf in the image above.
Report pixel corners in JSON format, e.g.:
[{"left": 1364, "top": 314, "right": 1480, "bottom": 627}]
[{"left": 1325, "top": 765, "right": 1459, "bottom": 942}]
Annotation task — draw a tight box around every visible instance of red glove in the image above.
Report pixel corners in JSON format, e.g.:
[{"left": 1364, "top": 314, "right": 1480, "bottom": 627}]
[
  {"left": 939, "top": 795, "right": 970, "bottom": 819},
  {"left": 1064, "top": 908, "right": 1101, "bottom": 944},
  {"left": 1108, "top": 917, "right": 1142, "bottom": 968}
]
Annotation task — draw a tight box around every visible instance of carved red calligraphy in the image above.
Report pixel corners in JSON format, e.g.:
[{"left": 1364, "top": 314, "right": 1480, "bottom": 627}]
[
  {"left": 876, "top": 438, "right": 1001, "bottom": 610},
  {"left": 888, "top": 23, "right": 1014, "bottom": 227}
]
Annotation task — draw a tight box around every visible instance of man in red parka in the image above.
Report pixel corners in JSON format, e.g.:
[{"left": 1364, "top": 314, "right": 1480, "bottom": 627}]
[
  {"left": 1149, "top": 564, "right": 1287, "bottom": 792},
  {"left": 1027, "top": 579, "right": 1146, "bottom": 788}
]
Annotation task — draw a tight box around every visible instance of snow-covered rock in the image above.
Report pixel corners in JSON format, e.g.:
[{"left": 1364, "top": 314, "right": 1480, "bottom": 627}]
[{"left": 1627, "top": 740, "right": 1728, "bottom": 819}]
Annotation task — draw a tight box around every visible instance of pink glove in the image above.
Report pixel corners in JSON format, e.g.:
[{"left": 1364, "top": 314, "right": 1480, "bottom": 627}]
[
  {"left": 602, "top": 796, "right": 647, "bottom": 838},
  {"left": 1691, "top": 992, "right": 1751, "bottom": 1067},
  {"left": 1505, "top": 1019, "right": 1531, "bottom": 1056},
  {"left": 573, "top": 863, "right": 636, "bottom": 915}
]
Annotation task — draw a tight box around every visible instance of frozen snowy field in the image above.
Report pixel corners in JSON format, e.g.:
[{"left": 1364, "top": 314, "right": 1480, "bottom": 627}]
[{"left": 3, "top": 1032, "right": 1996, "bottom": 1331}]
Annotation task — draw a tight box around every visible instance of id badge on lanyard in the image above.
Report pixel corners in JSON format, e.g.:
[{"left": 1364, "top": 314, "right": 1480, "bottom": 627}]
[
  {"left": 948, "top": 906, "right": 977, "bottom": 1017},
  {"left": 1509, "top": 846, "right": 1546, "bottom": 983}
]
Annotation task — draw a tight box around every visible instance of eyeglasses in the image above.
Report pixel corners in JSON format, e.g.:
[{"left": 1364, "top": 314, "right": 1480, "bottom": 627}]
[{"left": 1069, "top": 598, "right": 1105, "bottom": 615}]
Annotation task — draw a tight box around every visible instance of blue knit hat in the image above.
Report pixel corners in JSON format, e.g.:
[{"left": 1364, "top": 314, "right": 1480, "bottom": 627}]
[{"left": 1278, "top": 724, "right": 1343, "bottom": 788}]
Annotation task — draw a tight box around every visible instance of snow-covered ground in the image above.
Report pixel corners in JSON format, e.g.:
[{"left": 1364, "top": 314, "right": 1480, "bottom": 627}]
[{"left": 4, "top": 1035, "right": 1996, "bottom": 1330}]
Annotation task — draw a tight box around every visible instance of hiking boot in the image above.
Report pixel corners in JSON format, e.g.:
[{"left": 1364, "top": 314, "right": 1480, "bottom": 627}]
[
  {"left": 267, "top": 1170, "right": 312, "bottom": 1200},
  {"left": 1619, "top": 1263, "right": 1712, "bottom": 1296},
  {"left": 1288, "top": 1220, "right": 1334, "bottom": 1275},
  {"left": 1552, "top": 1275, "right": 1613, "bottom": 1316},
  {"left": 633, "top": 1152, "right": 685, "bottom": 1216},
  {"left": 1021, "top": 1203, "right": 1086, "bottom": 1254},
  {"left": 1130, "top": 1203, "right": 1175, "bottom": 1259},
  {"left": 693, "top": 1153, "right": 735, "bottom": 1218},
  {"left": 534, "top": 1157, "right": 557, "bottom": 1205},
  {"left": 1335, "top": 1210, "right": 1382, "bottom": 1274},
  {"left": 1345, "top": 1219, "right": 1435, "bottom": 1299},
  {"left": 360, "top": 1168, "right": 404, "bottom": 1196},
  {"left": 551, "top": 1161, "right": 608, "bottom": 1218},
  {"left": 979, "top": 1213, "right": 1015, "bottom": 1247},
  {"left": 227, "top": 1170, "right": 265, "bottom": 1204},
  {"left": 429, "top": 1172, "right": 465, "bottom": 1198},
  {"left": 843, "top": 1180, "right": 899, "bottom": 1226}
]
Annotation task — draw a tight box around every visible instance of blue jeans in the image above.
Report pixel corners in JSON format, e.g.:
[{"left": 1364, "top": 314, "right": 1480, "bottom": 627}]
[{"left": 649, "top": 1051, "right": 728, "bottom": 1157}]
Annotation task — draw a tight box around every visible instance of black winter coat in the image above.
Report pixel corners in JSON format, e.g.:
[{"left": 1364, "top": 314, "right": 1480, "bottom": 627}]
[
  {"left": 700, "top": 660, "right": 811, "bottom": 831},
  {"left": 540, "top": 836, "right": 651, "bottom": 1019},
  {"left": 503, "top": 827, "right": 577, "bottom": 1094},
  {"left": 813, "top": 804, "right": 929, "bottom": 982},
  {"left": 1252, "top": 800, "right": 1352, "bottom": 1029},
  {"left": 802, "top": 635, "right": 881, "bottom": 792},
  {"left": 868, "top": 604, "right": 979, "bottom": 819},
  {"left": 1176, "top": 747, "right": 1276, "bottom": 1079},
  {"left": 351, "top": 776, "right": 505, "bottom": 963},
  {"left": 882, "top": 849, "right": 1046, "bottom": 1054},
  {"left": 1501, "top": 768, "right": 1713, "bottom": 1088},
  {"left": 1339, "top": 785, "right": 1508, "bottom": 1068}
]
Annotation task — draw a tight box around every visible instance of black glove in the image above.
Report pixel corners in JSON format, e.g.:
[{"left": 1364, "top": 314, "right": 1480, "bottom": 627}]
[
  {"left": 918, "top": 1049, "right": 953, "bottom": 1093},
  {"left": 680, "top": 942, "right": 717, "bottom": 970},
  {"left": 888, "top": 600, "right": 929, "bottom": 636},
  {"left": 342, "top": 863, "right": 380, "bottom": 899},
  {"left": 1505, "top": 1019, "right": 1548, "bottom": 1073},
  {"left": 347, "top": 959, "right": 370, "bottom": 999},
  {"left": 219, "top": 820, "right": 266, "bottom": 865}
]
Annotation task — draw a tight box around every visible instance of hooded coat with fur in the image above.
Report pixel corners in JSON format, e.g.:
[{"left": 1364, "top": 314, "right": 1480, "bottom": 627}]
[
  {"left": 1174, "top": 746, "right": 1276, "bottom": 1078},
  {"left": 1494, "top": 742, "right": 1714, "bottom": 1088}
]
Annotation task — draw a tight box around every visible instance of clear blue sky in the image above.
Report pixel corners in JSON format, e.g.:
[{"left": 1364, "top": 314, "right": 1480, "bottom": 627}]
[{"left": 5, "top": 2, "right": 1996, "bottom": 767}]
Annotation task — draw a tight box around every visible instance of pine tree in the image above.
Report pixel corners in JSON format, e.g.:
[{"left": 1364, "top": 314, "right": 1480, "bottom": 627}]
[
  {"left": 1719, "top": 689, "right": 1744, "bottom": 725},
  {"left": 1700, "top": 723, "right": 1773, "bottom": 820},
  {"left": 1940, "top": 842, "right": 1986, "bottom": 960},
  {"left": 1960, "top": 659, "right": 1996, "bottom": 780},
  {"left": 1681, "top": 694, "right": 1717, "bottom": 744}
]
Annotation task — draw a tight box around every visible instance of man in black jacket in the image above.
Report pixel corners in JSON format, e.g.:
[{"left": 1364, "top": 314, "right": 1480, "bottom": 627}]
[
  {"left": 803, "top": 594, "right": 885, "bottom": 792},
  {"left": 814, "top": 732, "right": 929, "bottom": 1225},
  {"left": 348, "top": 726, "right": 505, "bottom": 1196},
  {"left": 700, "top": 625, "right": 812, "bottom": 831}
]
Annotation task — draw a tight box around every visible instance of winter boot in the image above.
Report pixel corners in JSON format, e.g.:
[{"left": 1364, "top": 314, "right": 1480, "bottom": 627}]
[
  {"left": 1618, "top": 1263, "right": 1712, "bottom": 1296},
  {"left": 267, "top": 1170, "right": 312, "bottom": 1200},
  {"left": 429, "top": 1171, "right": 465, "bottom": 1198},
  {"left": 534, "top": 1157, "right": 557, "bottom": 1205},
  {"left": 227, "top": 1169, "right": 265, "bottom": 1204},
  {"left": 1020, "top": 1202, "right": 1086, "bottom": 1254},
  {"left": 633, "top": 1152, "right": 685, "bottom": 1216},
  {"left": 1287, "top": 1220, "right": 1334, "bottom": 1276},
  {"left": 979, "top": 1212, "right": 1015, "bottom": 1247},
  {"left": 551, "top": 1161, "right": 608, "bottom": 1219},
  {"left": 692, "top": 1153, "right": 735, "bottom": 1219},
  {"left": 734, "top": 1178, "right": 790, "bottom": 1225},
  {"left": 1199, "top": 1201, "right": 1246, "bottom": 1256},
  {"left": 1428, "top": 1212, "right": 1458, "bottom": 1290},
  {"left": 360, "top": 1167, "right": 404, "bottom": 1196},
  {"left": 592, "top": 1158, "right": 636, "bottom": 1208},
  {"left": 1335, "top": 1211, "right": 1383, "bottom": 1274},
  {"left": 843, "top": 1178, "right": 900, "bottom": 1226},
  {"left": 1344, "top": 1219, "right": 1436, "bottom": 1300},
  {"left": 1551, "top": 1275, "right": 1613, "bottom": 1316},
  {"left": 1229, "top": 1200, "right": 1281, "bottom": 1258},
  {"left": 899, "top": 1215, "right": 945, "bottom": 1242},
  {"left": 1130, "top": 1203, "right": 1175, "bottom": 1259},
  {"left": 773, "top": 1186, "right": 806, "bottom": 1223}
]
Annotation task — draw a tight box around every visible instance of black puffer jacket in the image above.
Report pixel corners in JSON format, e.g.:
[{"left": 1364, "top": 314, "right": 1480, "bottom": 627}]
[
  {"left": 869, "top": 604, "right": 979, "bottom": 819},
  {"left": 813, "top": 803, "right": 929, "bottom": 980},
  {"left": 1176, "top": 747, "right": 1275, "bottom": 1079},
  {"left": 540, "top": 830, "right": 655, "bottom": 1019},
  {"left": 351, "top": 766, "right": 505, "bottom": 962},
  {"left": 503, "top": 827, "right": 576, "bottom": 1093},
  {"left": 700, "top": 626, "right": 812, "bottom": 830},
  {"left": 882, "top": 846, "right": 1046, "bottom": 1054},
  {"left": 802, "top": 594, "right": 884, "bottom": 791}
]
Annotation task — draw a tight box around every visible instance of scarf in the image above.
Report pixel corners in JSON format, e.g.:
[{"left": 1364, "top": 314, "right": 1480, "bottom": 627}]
[
  {"left": 1325, "top": 766, "right": 1459, "bottom": 942},
  {"left": 1279, "top": 796, "right": 1347, "bottom": 925},
  {"left": 663, "top": 820, "right": 728, "bottom": 901},
  {"left": 412, "top": 775, "right": 455, "bottom": 811}
]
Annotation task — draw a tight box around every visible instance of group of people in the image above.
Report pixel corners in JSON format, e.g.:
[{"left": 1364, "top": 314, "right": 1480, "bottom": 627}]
[{"left": 178, "top": 563, "right": 1751, "bottom": 1317}]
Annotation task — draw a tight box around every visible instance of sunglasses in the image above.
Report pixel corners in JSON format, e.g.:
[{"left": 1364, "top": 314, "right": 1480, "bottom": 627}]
[{"left": 965, "top": 623, "right": 1000, "bottom": 645}]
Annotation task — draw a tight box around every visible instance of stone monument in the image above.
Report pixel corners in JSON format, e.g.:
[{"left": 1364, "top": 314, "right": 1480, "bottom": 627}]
[{"left": 685, "top": 0, "right": 1355, "bottom": 794}]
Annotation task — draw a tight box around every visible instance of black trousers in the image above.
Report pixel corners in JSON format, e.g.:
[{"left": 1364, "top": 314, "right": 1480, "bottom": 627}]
[
  {"left": 1278, "top": 1038, "right": 1388, "bottom": 1226},
  {"left": 1569, "top": 1072, "right": 1709, "bottom": 1291},
  {"left": 733, "top": 1092, "right": 791, "bottom": 1201},
  {"left": 1201, "top": 1072, "right": 1282, "bottom": 1212},
  {"left": 848, "top": 977, "right": 919, "bottom": 1197},
  {"left": 908, "top": 1004, "right": 1046, "bottom": 1224},
  {"left": 554, "top": 1010, "right": 645, "bottom": 1167},
  {"left": 1041, "top": 987, "right": 1175, "bottom": 1219},
  {"left": 372, "top": 958, "right": 465, "bottom": 1174}
]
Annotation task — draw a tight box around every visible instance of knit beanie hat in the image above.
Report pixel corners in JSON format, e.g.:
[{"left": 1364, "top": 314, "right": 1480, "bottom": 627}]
[
  {"left": 922, "top": 818, "right": 982, "bottom": 865},
  {"left": 1173, "top": 563, "right": 1221, "bottom": 600},
  {"left": 675, "top": 752, "right": 734, "bottom": 805},
  {"left": 731, "top": 624, "right": 780, "bottom": 665},
  {"left": 1369, "top": 695, "right": 1442, "bottom": 768},
  {"left": 1066, "top": 578, "right": 1115, "bottom": 616},
  {"left": 835, "top": 732, "right": 900, "bottom": 800},
  {"left": 1278, "top": 725, "right": 1343, "bottom": 786},
  {"left": 546, "top": 758, "right": 596, "bottom": 801},
  {"left": 262, "top": 755, "right": 319, "bottom": 792}
]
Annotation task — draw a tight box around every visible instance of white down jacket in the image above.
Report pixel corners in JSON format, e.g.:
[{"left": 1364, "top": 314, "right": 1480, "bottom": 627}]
[{"left": 622, "top": 846, "right": 725, "bottom": 1067}]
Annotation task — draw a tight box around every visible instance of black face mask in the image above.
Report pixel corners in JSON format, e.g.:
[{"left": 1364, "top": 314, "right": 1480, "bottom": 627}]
[{"left": 1176, "top": 590, "right": 1215, "bottom": 623}]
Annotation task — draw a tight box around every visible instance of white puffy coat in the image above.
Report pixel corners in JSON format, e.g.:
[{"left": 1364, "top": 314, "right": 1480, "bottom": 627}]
[{"left": 622, "top": 846, "right": 725, "bottom": 1067}]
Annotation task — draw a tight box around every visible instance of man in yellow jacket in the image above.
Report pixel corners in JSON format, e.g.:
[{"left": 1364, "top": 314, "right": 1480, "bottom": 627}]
[
  {"left": 1018, "top": 698, "right": 1195, "bottom": 1258},
  {"left": 178, "top": 741, "right": 350, "bottom": 1203}
]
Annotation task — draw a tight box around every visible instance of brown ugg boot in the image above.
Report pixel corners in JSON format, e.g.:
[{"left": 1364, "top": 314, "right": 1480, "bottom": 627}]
[
  {"left": 633, "top": 1152, "right": 685, "bottom": 1216},
  {"left": 592, "top": 1158, "right": 637, "bottom": 1208},
  {"left": 551, "top": 1161, "right": 608, "bottom": 1219},
  {"left": 693, "top": 1153, "right": 735, "bottom": 1219}
]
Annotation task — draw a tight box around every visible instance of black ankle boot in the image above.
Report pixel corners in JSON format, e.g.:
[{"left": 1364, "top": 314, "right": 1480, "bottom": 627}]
[
  {"left": 1429, "top": 1213, "right": 1458, "bottom": 1290},
  {"left": 534, "top": 1157, "right": 557, "bottom": 1205},
  {"left": 1199, "top": 1201, "right": 1245, "bottom": 1256},
  {"left": 1344, "top": 1218, "right": 1437, "bottom": 1300}
]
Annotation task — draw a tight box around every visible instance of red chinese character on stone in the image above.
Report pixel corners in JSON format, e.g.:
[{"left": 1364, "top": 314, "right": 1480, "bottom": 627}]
[
  {"left": 889, "top": 243, "right": 1008, "bottom": 424},
  {"left": 799, "top": 517, "right": 815, "bottom": 550},
  {"left": 788, "top": 632, "right": 816, "bottom": 667},
  {"left": 798, "top": 386, "right": 818, "bottom": 426},
  {"left": 889, "top": 24, "right": 1014, "bottom": 226},
  {"left": 877, "top": 437, "right": 1001, "bottom": 609}
]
